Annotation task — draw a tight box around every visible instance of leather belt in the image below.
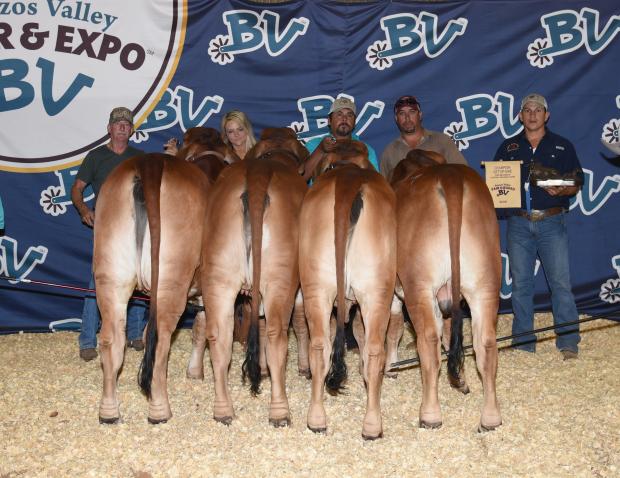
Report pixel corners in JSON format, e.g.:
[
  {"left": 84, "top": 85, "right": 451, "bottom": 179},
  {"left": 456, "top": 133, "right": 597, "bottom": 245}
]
[{"left": 516, "top": 207, "right": 565, "bottom": 222}]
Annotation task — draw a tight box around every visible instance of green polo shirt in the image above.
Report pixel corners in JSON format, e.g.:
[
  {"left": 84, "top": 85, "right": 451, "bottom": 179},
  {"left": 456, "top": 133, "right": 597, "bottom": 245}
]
[{"left": 76, "top": 144, "right": 143, "bottom": 198}]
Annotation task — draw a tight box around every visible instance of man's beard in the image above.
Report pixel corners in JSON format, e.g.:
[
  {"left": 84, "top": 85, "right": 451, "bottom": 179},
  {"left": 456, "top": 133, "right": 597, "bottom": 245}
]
[
  {"left": 334, "top": 123, "right": 353, "bottom": 137},
  {"left": 398, "top": 123, "right": 416, "bottom": 134}
]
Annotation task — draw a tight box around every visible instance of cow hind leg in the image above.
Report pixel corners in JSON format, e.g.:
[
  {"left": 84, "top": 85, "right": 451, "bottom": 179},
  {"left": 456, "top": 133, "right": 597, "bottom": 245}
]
[
  {"left": 351, "top": 308, "right": 365, "bottom": 375},
  {"left": 263, "top": 292, "right": 295, "bottom": 427},
  {"left": 407, "top": 289, "right": 443, "bottom": 429},
  {"left": 305, "top": 294, "right": 335, "bottom": 433},
  {"left": 98, "top": 286, "right": 132, "bottom": 424},
  {"left": 187, "top": 302, "right": 207, "bottom": 380},
  {"left": 205, "top": 289, "right": 236, "bottom": 424},
  {"left": 470, "top": 297, "right": 502, "bottom": 432},
  {"left": 147, "top": 291, "right": 188, "bottom": 424},
  {"left": 291, "top": 292, "right": 310, "bottom": 379},
  {"left": 384, "top": 296, "right": 405, "bottom": 378},
  {"left": 358, "top": 298, "right": 390, "bottom": 440}
]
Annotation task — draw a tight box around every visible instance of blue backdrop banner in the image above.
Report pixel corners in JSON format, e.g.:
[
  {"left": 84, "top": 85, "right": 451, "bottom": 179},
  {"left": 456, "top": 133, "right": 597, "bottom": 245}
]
[{"left": 1, "top": 0, "right": 619, "bottom": 332}]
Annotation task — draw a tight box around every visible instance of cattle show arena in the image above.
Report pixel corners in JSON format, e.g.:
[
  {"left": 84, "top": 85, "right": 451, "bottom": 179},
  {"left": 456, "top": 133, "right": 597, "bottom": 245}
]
[{"left": 1, "top": 313, "right": 617, "bottom": 477}]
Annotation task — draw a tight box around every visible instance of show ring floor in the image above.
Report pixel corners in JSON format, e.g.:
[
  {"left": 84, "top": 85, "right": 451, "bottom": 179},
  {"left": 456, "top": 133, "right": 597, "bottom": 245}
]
[{"left": 1, "top": 313, "right": 618, "bottom": 477}]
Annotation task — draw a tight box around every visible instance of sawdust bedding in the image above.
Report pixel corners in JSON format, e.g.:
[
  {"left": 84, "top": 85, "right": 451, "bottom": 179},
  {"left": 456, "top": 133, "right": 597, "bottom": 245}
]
[{"left": 0, "top": 313, "right": 618, "bottom": 477}]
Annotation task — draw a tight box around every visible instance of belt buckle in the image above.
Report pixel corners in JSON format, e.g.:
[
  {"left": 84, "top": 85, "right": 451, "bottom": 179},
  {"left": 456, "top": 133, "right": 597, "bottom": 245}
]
[{"left": 529, "top": 210, "right": 544, "bottom": 221}]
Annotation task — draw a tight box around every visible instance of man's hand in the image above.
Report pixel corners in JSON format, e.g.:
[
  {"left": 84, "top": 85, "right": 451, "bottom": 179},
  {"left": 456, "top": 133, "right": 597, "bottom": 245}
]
[
  {"left": 79, "top": 208, "right": 95, "bottom": 227},
  {"left": 542, "top": 185, "right": 579, "bottom": 197},
  {"left": 164, "top": 138, "right": 179, "bottom": 156},
  {"left": 319, "top": 135, "right": 337, "bottom": 153}
]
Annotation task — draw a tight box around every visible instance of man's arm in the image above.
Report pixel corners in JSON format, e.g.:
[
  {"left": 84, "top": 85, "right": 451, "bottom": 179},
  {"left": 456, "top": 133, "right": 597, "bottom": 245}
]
[
  {"left": 71, "top": 178, "right": 95, "bottom": 227},
  {"left": 441, "top": 133, "right": 468, "bottom": 165}
]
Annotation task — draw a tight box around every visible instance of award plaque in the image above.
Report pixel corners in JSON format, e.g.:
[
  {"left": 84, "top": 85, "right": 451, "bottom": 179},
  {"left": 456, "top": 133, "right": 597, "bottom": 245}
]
[{"left": 482, "top": 161, "right": 522, "bottom": 208}]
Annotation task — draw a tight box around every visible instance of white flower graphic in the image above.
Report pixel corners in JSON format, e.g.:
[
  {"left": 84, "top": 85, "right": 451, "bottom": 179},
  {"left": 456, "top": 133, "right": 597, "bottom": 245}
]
[
  {"left": 40, "top": 186, "right": 67, "bottom": 216},
  {"left": 208, "top": 35, "right": 234, "bottom": 65},
  {"left": 601, "top": 118, "right": 620, "bottom": 144},
  {"left": 443, "top": 122, "right": 469, "bottom": 151},
  {"left": 599, "top": 278, "right": 620, "bottom": 304},
  {"left": 526, "top": 38, "right": 553, "bottom": 69},
  {"left": 366, "top": 40, "right": 392, "bottom": 71}
]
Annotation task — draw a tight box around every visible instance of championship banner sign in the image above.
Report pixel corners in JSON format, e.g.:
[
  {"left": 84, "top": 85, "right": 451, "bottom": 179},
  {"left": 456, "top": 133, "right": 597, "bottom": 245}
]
[{"left": 483, "top": 161, "right": 521, "bottom": 208}]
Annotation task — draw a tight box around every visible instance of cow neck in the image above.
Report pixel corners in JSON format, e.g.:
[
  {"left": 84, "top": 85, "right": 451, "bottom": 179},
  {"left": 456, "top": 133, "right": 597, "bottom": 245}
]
[
  {"left": 186, "top": 149, "right": 226, "bottom": 162},
  {"left": 257, "top": 148, "right": 301, "bottom": 165}
]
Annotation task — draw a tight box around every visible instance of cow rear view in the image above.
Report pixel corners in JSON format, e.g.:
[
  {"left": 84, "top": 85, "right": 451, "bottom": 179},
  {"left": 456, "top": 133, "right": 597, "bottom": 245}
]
[
  {"left": 393, "top": 157, "right": 502, "bottom": 431},
  {"left": 94, "top": 153, "right": 212, "bottom": 424},
  {"left": 299, "top": 142, "right": 396, "bottom": 439}
]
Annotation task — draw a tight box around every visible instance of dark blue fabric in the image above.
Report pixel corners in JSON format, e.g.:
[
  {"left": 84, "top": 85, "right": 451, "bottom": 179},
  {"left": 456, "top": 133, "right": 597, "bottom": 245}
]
[
  {"left": 493, "top": 129, "right": 584, "bottom": 211},
  {"left": 1, "top": 0, "right": 619, "bottom": 333}
]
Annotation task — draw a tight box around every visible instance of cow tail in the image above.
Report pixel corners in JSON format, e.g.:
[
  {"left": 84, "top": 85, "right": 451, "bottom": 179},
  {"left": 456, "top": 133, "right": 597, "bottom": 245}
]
[
  {"left": 440, "top": 171, "right": 465, "bottom": 382},
  {"left": 241, "top": 161, "right": 272, "bottom": 396},
  {"left": 326, "top": 173, "right": 363, "bottom": 394},
  {"left": 136, "top": 155, "right": 165, "bottom": 399}
]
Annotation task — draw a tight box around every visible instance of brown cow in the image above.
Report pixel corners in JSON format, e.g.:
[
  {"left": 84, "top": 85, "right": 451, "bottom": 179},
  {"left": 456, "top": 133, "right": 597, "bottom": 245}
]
[
  {"left": 299, "top": 140, "right": 397, "bottom": 439},
  {"left": 391, "top": 152, "right": 502, "bottom": 432},
  {"left": 95, "top": 128, "right": 227, "bottom": 424},
  {"left": 196, "top": 127, "right": 308, "bottom": 426}
]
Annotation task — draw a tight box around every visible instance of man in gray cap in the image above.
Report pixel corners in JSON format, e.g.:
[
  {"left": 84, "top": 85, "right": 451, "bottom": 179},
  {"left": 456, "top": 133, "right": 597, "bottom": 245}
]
[
  {"left": 380, "top": 95, "right": 468, "bottom": 181},
  {"left": 71, "top": 107, "right": 147, "bottom": 361},
  {"left": 493, "top": 93, "right": 583, "bottom": 360},
  {"left": 304, "top": 96, "right": 379, "bottom": 173}
]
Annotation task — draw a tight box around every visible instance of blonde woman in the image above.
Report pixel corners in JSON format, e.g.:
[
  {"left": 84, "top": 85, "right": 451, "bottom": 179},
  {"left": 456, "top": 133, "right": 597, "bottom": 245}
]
[{"left": 221, "top": 110, "right": 257, "bottom": 161}]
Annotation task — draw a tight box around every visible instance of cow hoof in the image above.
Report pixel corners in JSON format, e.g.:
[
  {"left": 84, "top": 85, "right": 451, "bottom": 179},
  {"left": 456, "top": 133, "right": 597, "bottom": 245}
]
[
  {"left": 362, "top": 432, "right": 383, "bottom": 441},
  {"left": 186, "top": 371, "right": 204, "bottom": 380},
  {"left": 269, "top": 417, "right": 291, "bottom": 428},
  {"left": 308, "top": 425, "right": 327, "bottom": 434},
  {"left": 99, "top": 416, "right": 119, "bottom": 425},
  {"left": 478, "top": 421, "right": 502, "bottom": 433},
  {"left": 298, "top": 369, "right": 311, "bottom": 379},
  {"left": 419, "top": 420, "right": 442, "bottom": 429},
  {"left": 214, "top": 415, "right": 233, "bottom": 426},
  {"left": 147, "top": 417, "right": 168, "bottom": 425},
  {"left": 384, "top": 371, "right": 398, "bottom": 379}
]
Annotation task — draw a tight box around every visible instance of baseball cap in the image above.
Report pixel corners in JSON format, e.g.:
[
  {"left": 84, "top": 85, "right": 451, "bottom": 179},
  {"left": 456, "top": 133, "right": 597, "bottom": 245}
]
[
  {"left": 329, "top": 97, "right": 356, "bottom": 115},
  {"left": 394, "top": 95, "right": 420, "bottom": 113},
  {"left": 520, "top": 94, "right": 548, "bottom": 111},
  {"left": 109, "top": 107, "right": 133, "bottom": 125}
]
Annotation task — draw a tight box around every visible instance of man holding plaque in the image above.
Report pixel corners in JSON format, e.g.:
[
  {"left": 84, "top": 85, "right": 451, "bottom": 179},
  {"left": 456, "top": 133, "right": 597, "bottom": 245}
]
[{"left": 493, "top": 93, "right": 583, "bottom": 360}]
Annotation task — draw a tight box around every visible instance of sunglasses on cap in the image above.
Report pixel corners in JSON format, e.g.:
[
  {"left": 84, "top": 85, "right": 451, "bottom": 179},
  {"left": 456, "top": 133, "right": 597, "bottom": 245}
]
[{"left": 394, "top": 96, "right": 420, "bottom": 112}]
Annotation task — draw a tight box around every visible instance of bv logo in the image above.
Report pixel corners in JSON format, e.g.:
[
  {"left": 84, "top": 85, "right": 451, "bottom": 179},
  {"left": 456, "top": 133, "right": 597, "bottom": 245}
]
[
  {"left": 366, "top": 12, "right": 467, "bottom": 70},
  {"left": 208, "top": 9, "right": 309, "bottom": 65},
  {"left": 570, "top": 168, "right": 620, "bottom": 216},
  {"left": 289, "top": 94, "right": 384, "bottom": 142},
  {"left": 0, "top": 236, "right": 48, "bottom": 283},
  {"left": 599, "top": 255, "right": 620, "bottom": 304},
  {"left": 527, "top": 8, "right": 620, "bottom": 68},
  {"left": 443, "top": 92, "right": 522, "bottom": 151},
  {"left": 133, "top": 85, "right": 224, "bottom": 142}
]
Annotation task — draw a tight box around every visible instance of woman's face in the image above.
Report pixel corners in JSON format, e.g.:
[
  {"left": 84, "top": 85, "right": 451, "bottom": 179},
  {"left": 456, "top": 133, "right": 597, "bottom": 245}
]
[{"left": 225, "top": 119, "right": 248, "bottom": 148}]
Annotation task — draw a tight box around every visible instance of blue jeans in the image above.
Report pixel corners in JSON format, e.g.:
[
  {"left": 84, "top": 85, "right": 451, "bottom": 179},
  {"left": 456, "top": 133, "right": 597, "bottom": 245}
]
[
  {"left": 507, "top": 212, "right": 580, "bottom": 352},
  {"left": 78, "top": 274, "right": 148, "bottom": 350}
]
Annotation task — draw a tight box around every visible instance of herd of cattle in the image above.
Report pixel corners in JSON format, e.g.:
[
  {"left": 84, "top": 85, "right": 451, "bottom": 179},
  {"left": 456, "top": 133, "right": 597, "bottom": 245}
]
[{"left": 92, "top": 127, "right": 501, "bottom": 439}]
